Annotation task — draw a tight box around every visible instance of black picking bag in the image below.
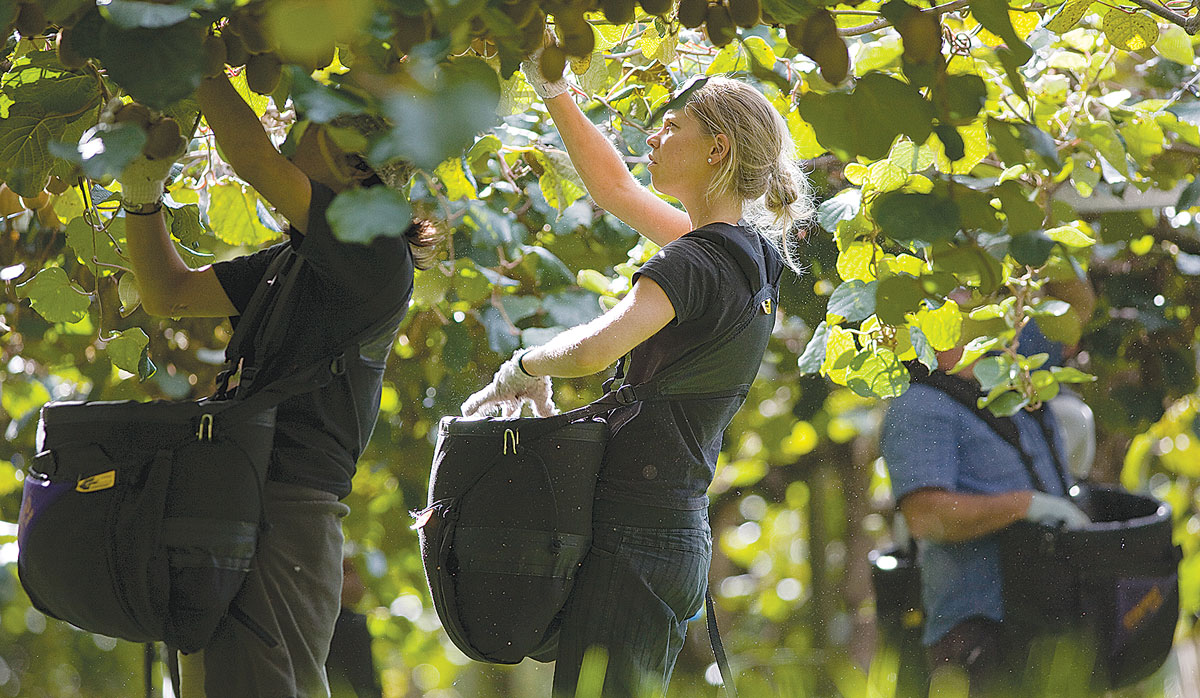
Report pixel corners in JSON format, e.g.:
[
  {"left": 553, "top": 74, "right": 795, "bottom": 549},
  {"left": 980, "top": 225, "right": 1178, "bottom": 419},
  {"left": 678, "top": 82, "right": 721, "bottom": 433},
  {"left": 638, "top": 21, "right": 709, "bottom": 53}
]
[
  {"left": 18, "top": 398, "right": 275, "bottom": 652},
  {"left": 999, "top": 485, "right": 1181, "bottom": 689},
  {"left": 416, "top": 413, "right": 610, "bottom": 663}
]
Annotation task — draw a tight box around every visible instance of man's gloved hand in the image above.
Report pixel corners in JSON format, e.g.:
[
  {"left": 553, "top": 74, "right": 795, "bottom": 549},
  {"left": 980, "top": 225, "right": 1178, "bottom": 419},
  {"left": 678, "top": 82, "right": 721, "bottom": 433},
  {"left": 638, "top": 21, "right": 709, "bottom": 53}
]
[
  {"left": 520, "top": 38, "right": 570, "bottom": 100},
  {"left": 105, "top": 99, "right": 187, "bottom": 205},
  {"left": 1025, "top": 492, "right": 1091, "bottom": 529},
  {"left": 461, "top": 350, "right": 557, "bottom": 418}
]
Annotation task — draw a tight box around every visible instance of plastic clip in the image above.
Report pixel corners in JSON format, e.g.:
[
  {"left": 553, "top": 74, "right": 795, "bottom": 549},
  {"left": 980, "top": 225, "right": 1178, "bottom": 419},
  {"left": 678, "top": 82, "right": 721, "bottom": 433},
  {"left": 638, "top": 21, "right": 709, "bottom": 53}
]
[
  {"left": 330, "top": 355, "right": 347, "bottom": 376},
  {"left": 197, "top": 414, "right": 214, "bottom": 441},
  {"left": 503, "top": 428, "right": 520, "bottom": 455},
  {"left": 761, "top": 298, "right": 772, "bottom": 314}
]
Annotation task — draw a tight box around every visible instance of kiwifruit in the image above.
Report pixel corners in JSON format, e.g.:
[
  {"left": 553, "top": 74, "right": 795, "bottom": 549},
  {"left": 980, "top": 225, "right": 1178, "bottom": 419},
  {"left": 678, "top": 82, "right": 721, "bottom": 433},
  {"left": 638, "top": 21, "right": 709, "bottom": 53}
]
[
  {"left": 36, "top": 204, "right": 62, "bottom": 232},
  {"left": 519, "top": 13, "right": 547, "bottom": 52},
  {"left": 114, "top": 102, "right": 153, "bottom": 130},
  {"left": 144, "top": 117, "right": 185, "bottom": 161},
  {"left": 705, "top": 4, "right": 736, "bottom": 46},
  {"left": 558, "top": 19, "right": 595, "bottom": 58},
  {"left": 784, "top": 23, "right": 802, "bottom": 50},
  {"left": 639, "top": 0, "right": 672, "bottom": 16},
  {"left": 600, "top": 0, "right": 635, "bottom": 25},
  {"left": 245, "top": 52, "right": 282, "bottom": 95},
  {"left": 0, "top": 185, "right": 21, "bottom": 217},
  {"left": 236, "top": 15, "right": 274, "bottom": 54},
  {"left": 14, "top": 2, "right": 47, "bottom": 38},
  {"left": 223, "top": 31, "right": 249, "bottom": 67},
  {"left": 45, "top": 176, "right": 70, "bottom": 195},
  {"left": 202, "top": 34, "right": 228, "bottom": 78},
  {"left": 392, "top": 13, "right": 432, "bottom": 56},
  {"left": 20, "top": 190, "right": 49, "bottom": 210},
  {"left": 500, "top": 0, "right": 539, "bottom": 28},
  {"left": 539, "top": 42, "right": 567, "bottom": 82},
  {"left": 677, "top": 0, "right": 707, "bottom": 28},
  {"left": 55, "top": 27, "right": 86, "bottom": 69},
  {"left": 728, "top": 0, "right": 760, "bottom": 28}
]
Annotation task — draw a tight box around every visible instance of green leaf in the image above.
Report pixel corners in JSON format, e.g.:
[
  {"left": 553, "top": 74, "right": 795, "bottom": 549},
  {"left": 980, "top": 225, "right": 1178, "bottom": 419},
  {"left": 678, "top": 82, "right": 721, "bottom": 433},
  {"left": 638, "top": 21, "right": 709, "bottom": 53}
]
[
  {"left": 101, "top": 0, "right": 192, "bottom": 28},
  {"left": 326, "top": 187, "right": 414, "bottom": 245},
  {"left": 0, "top": 103, "right": 68, "bottom": 197},
  {"left": 1102, "top": 9, "right": 1159, "bottom": 51},
  {"left": 1030, "top": 299, "right": 1071, "bottom": 317},
  {"left": 873, "top": 192, "right": 961, "bottom": 244},
  {"left": 535, "top": 148, "right": 587, "bottom": 213},
  {"left": 797, "top": 321, "right": 830, "bottom": 374},
  {"left": 49, "top": 122, "right": 147, "bottom": 183},
  {"left": 981, "top": 387, "right": 1028, "bottom": 416},
  {"left": 1043, "top": 0, "right": 1091, "bottom": 34},
  {"left": 1045, "top": 224, "right": 1095, "bottom": 247},
  {"left": 168, "top": 204, "right": 206, "bottom": 247},
  {"left": 1050, "top": 366, "right": 1097, "bottom": 383},
  {"left": 875, "top": 274, "right": 925, "bottom": 325},
  {"left": 0, "top": 376, "right": 51, "bottom": 422},
  {"left": 73, "top": 11, "right": 205, "bottom": 109},
  {"left": 1154, "top": 24, "right": 1194, "bottom": 64},
  {"left": 1009, "top": 230, "right": 1056, "bottom": 267},
  {"left": 433, "top": 157, "right": 477, "bottom": 202},
  {"left": 64, "top": 216, "right": 128, "bottom": 274},
  {"left": 106, "top": 327, "right": 150, "bottom": 377},
  {"left": 994, "top": 181, "right": 1043, "bottom": 236},
  {"left": 973, "top": 355, "right": 1010, "bottom": 392},
  {"left": 909, "top": 326, "right": 938, "bottom": 370},
  {"left": 845, "top": 347, "right": 910, "bottom": 399},
  {"left": 411, "top": 265, "right": 452, "bottom": 308},
  {"left": 207, "top": 183, "right": 280, "bottom": 246},
  {"left": 931, "top": 244, "right": 1004, "bottom": 294},
  {"left": 817, "top": 188, "right": 862, "bottom": 233},
  {"left": 826, "top": 279, "right": 878, "bottom": 322},
  {"left": 970, "top": 0, "right": 1032, "bottom": 64},
  {"left": 289, "top": 68, "right": 367, "bottom": 123},
  {"left": 15, "top": 267, "right": 92, "bottom": 323},
  {"left": 480, "top": 305, "right": 522, "bottom": 355},
  {"left": 544, "top": 289, "right": 602, "bottom": 327},
  {"left": 117, "top": 272, "right": 140, "bottom": 315},
  {"left": 914, "top": 300, "right": 962, "bottom": 350}
]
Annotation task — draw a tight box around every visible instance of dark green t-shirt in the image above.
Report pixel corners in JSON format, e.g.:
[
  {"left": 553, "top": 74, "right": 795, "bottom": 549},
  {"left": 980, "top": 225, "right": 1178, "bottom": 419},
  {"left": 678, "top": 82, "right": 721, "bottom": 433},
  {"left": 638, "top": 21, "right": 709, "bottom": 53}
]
[{"left": 213, "top": 181, "right": 414, "bottom": 498}]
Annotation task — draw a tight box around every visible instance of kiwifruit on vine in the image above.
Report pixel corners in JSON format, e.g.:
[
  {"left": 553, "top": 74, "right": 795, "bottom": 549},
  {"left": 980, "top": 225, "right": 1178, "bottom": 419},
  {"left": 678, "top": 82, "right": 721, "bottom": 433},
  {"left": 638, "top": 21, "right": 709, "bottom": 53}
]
[
  {"left": 728, "top": 0, "right": 761, "bottom": 28},
  {"left": 705, "top": 3, "right": 737, "bottom": 46},
  {"left": 639, "top": 0, "right": 673, "bottom": 17},
  {"left": 202, "top": 34, "right": 228, "bottom": 78},
  {"left": 222, "top": 30, "right": 250, "bottom": 68},
  {"left": 13, "top": 2, "right": 47, "bottom": 38},
  {"left": 55, "top": 27, "right": 86, "bottom": 70},
  {"left": 245, "top": 52, "right": 283, "bottom": 95},
  {"left": 677, "top": 0, "right": 708, "bottom": 29},
  {"left": 114, "top": 103, "right": 154, "bottom": 131},
  {"left": 539, "top": 41, "right": 568, "bottom": 81},
  {"left": 144, "top": 117, "right": 186, "bottom": 161}
]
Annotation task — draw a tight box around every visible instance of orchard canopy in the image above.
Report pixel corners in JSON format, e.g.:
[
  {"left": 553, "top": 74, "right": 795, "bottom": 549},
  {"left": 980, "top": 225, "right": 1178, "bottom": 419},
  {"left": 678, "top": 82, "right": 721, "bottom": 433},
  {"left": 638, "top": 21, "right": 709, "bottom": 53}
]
[{"left": 1, "top": 0, "right": 1200, "bottom": 696}]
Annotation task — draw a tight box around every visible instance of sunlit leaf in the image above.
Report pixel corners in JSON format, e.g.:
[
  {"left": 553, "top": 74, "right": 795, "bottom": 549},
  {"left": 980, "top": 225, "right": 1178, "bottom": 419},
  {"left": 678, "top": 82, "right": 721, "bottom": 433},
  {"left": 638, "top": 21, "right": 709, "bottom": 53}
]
[{"left": 15, "top": 266, "right": 92, "bottom": 323}]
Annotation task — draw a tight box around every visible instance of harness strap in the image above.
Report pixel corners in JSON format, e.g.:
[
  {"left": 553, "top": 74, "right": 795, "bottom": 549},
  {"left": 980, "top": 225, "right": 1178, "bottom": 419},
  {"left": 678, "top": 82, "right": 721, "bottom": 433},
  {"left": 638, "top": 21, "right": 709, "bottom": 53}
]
[{"left": 706, "top": 590, "right": 739, "bottom": 698}]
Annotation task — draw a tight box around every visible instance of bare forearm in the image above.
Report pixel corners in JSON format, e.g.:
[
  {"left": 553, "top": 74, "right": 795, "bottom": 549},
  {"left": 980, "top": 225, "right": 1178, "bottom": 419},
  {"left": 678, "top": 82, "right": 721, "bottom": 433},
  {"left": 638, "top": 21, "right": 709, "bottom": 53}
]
[
  {"left": 901, "top": 489, "right": 1034, "bottom": 543},
  {"left": 197, "top": 74, "right": 275, "bottom": 178},
  {"left": 124, "top": 212, "right": 232, "bottom": 317},
  {"left": 543, "top": 93, "right": 638, "bottom": 210},
  {"left": 521, "top": 323, "right": 615, "bottom": 378}
]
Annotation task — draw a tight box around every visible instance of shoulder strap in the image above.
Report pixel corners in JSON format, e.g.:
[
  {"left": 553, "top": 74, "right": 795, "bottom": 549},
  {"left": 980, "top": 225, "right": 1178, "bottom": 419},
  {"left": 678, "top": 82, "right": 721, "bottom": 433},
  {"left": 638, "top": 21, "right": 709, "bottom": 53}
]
[
  {"left": 910, "top": 367, "right": 1071, "bottom": 493},
  {"left": 685, "top": 223, "right": 779, "bottom": 293},
  {"left": 222, "top": 246, "right": 297, "bottom": 370}
]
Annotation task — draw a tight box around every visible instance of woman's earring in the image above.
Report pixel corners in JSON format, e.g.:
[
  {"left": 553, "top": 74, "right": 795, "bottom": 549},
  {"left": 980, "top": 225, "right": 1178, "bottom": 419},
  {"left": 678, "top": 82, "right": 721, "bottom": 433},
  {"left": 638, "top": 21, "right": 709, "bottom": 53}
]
[{"left": 707, "top": 158, "right": 713, "bottom": 164}]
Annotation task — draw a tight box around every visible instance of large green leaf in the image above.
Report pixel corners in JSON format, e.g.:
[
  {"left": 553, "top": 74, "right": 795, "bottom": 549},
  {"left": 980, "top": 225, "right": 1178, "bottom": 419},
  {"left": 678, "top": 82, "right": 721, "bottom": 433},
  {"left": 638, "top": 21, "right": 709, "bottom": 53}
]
[
  {"left": 64, "top": 216, "right": 128, "bottom": 274},
  {"left": 826, "top": 280, "right": 877, "bottom": 322},
  {"left": 931, "top": 243, "right": 1004, "bottom": 294},
  {"left": 101, "top": 0, "right": 193, "bottom": 28},
  {"left": 207, "top": 182, "right": 280, "bottom": 246},
  {"left": 817, "top": 188, "right": 862, "bottom": 234},
  {"left": 797, "top": 320, "right": 830, "bottom": 374},
  {"left": 875, "top": 274, "right": 925, "bottom": 325},
  {"left": 72, "top": 11, "right": 206, "bottom": 109},
  {"left": 872, "top": 192, "right": 961, "bottom": 244},
  {"left": 970, "top": 0, "right": 1032, "bottom": 64},
  {"left": 105, "top": 327, "right": 151, "bottom": 378},
  {"left": 49, "top": 122, "right": 147, "bottom": 183},
  {"left": 0, "top": 103, "right": 68, "bottom": 197},
  {"left": 327, "top": 186, "right": 414, "bottom": 245},
  {"left": 15, "top": 267, "right": 92, "bottom": 324}
]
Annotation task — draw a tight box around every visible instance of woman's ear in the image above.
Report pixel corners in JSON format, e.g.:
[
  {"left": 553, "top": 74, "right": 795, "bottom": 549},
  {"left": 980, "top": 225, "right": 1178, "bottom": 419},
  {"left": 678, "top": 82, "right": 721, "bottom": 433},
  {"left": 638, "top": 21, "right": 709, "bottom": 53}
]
[{"left": 709, "top": 133, "right": 730, "bottom": 164}]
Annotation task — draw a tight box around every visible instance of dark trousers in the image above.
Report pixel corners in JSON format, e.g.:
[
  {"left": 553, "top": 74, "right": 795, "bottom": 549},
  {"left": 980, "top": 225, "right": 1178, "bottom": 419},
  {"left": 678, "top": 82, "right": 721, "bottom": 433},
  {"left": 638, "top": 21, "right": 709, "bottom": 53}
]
[{"left": 533, "top": 503, "right": 712, "bottom": 698}]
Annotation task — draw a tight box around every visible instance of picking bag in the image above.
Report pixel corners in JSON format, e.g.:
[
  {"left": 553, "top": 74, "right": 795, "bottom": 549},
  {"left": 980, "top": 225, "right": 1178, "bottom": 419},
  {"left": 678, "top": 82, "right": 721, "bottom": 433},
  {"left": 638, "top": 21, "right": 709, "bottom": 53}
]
[
  {"left": 416, "top": 412, "right": 610, "bottom": 663},
  {"left": 999, "top": 485, "right": 1181, "bottom": 689},
  {"left": 19, "top": 398, "right": 275, "bottom": 652}
]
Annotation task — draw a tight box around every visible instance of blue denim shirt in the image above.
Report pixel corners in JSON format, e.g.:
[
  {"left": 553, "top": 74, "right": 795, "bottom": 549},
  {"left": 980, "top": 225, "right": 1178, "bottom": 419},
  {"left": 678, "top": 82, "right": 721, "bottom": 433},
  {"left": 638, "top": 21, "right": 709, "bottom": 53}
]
[{"left": 880, "top": 383, "right": 1068, "bottom": 645}]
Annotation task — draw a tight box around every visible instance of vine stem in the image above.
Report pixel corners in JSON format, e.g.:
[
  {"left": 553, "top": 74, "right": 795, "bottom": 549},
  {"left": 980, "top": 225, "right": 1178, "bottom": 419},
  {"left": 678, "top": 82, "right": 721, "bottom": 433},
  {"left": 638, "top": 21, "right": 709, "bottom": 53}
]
[{"left": 839, "top": 0, "right": 973, "bottom": 37}]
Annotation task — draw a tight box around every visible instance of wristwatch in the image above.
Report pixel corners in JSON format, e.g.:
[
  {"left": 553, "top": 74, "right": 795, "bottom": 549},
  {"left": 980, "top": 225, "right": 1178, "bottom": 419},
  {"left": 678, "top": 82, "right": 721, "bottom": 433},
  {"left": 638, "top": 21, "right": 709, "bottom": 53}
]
[{"left": 122, "top": 200, "right": 163, "bottom": 216}]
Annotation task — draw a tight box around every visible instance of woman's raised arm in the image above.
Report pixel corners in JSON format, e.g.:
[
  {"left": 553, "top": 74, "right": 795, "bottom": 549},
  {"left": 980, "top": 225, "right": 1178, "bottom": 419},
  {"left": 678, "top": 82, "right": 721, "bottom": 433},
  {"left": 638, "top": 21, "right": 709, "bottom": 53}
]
[{"left": 538, "top": 91, "right": 693, "bottom": 246}]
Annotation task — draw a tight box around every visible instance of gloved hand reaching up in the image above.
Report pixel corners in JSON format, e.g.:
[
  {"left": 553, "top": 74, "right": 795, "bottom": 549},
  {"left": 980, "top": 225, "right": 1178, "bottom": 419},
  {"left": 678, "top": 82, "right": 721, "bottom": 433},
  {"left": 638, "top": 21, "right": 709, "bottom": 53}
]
[
  {"left": 1025, "top": 492, "right": 1091, "bottom": 529},
  {"left": 461, "top": 350, "right": 558, "bottom": 418},
  {"left": 105, "top": 99, "right": 188, "bottom": 207}
]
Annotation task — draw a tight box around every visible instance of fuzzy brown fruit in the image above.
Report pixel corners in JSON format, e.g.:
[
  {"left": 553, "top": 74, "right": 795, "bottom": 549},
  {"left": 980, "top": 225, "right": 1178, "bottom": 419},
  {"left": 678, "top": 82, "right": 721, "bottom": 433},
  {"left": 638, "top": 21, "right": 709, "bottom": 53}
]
[
  {"left": 114, "top": 102, "right": 153, "bottom": 131},
  {"left": 728, "top": 0, "right": 761, "bottom": 28},
  {"left": 56, "top": 27, "right": 86, "bottom": 69},
  {"left": 20, "top": 190, "right": 50, "bottom": 210},
  {"left": 539, "top": 43, "right": 567, "bottom": 82},
  {"left": 639, "top": 0, "right": 672, "bottom": 16},
  {"left": 202, "top": 34, "right": 228, "bottom": 78},
  {"left": 46, "top": 176, "right": 70, "bottom": 195},
  {"left": 223, "top": 31, "right": 249, "bottom": 68},
  {"left": 600, "top": 0, "right": 635, "bottom": 25},
  {"left": 36, "top": 204, "right": 62, "bottom": 232},
  {"left": 559, "top": 20, "right": 595, "bottom": 58},
  {"left": 236, "top": 15, "right": 274, "bottom": 54},
  {"left": 705, "top": 4, "right": 737, "bottom": 46},
  {"left": 145, "top": 118, "right": 185, "bottom": 161},
  {"left": 392, "top": 13, "right": 432, "bottom": 56},
  {"left": 677, "top": 0, "right": 707, "bottom": 28},
  {"left": 14, "top": 2, "right": 47, "bottom": 38},
  {"left": 245, "top": 52, "right": 282, "bottom": 95}
]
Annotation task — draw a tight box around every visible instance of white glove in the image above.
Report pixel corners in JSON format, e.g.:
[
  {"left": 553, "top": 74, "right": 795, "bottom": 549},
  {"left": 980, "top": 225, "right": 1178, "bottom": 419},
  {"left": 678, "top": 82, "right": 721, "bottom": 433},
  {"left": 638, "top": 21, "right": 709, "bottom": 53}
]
[
  {"left": 520, "top": 42, "right": 570, "bottom": 100},
  {"left": 461, "top": 351, "right": 557, "bottom": 418},
  {"left": 1025, "top": 492, "right": 1090, "bottom": 529},
  {"left": 119, "top": 155, "right": 175, "bottom": 205}
]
